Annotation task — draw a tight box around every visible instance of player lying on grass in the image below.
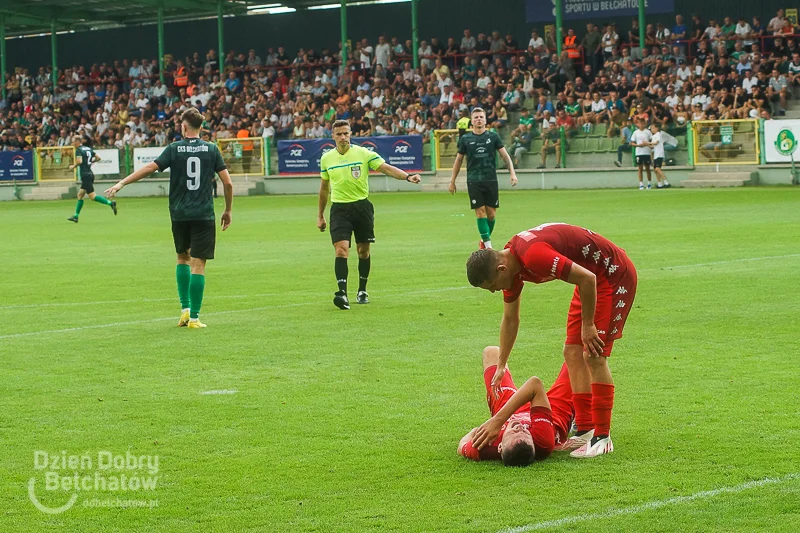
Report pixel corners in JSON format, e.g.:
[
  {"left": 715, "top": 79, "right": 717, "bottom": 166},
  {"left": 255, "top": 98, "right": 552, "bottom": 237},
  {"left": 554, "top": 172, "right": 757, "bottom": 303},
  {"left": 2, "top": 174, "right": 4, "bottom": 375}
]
[{"left": 458, "top": 346, "right": 574, "bottom": 466}]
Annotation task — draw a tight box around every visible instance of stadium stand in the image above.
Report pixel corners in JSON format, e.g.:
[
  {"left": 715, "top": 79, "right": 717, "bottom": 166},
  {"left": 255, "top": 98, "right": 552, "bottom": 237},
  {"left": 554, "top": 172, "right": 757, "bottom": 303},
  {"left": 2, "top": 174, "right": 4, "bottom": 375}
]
[{"left": 2, "top": 12, "right": 800, "bottom": 172}]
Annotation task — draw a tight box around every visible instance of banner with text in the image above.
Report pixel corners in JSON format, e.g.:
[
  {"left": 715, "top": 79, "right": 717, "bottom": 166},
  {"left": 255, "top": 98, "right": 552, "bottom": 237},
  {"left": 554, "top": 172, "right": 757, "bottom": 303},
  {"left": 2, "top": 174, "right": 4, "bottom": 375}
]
[
  {"left": 0, "top": 151, "right": 35, "bottom": 181},
  {"left": 526, "top": 0, "right": 674, "bottom": 23},
  {"left": 764, "top": 119, "right": 800, "bottom": 163},
  {"left": 133, "top": 147, "right": 169, "bottom": 172},
  {"left": 277, "top": 136, "right": 423, "bottom": 175},
  {"left": 92, "top": 149, "right": 121, "bottom": 175}
]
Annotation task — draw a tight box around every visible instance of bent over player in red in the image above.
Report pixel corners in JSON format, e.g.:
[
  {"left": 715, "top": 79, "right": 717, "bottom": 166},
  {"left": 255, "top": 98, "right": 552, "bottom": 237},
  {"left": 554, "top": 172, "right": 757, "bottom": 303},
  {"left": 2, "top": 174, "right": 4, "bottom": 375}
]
[
  {"left": 458, "top": 346, "right": 574, "bottom": 466},
  {"left": 465, "top": 223, "right": 638, "bottom": 458}
]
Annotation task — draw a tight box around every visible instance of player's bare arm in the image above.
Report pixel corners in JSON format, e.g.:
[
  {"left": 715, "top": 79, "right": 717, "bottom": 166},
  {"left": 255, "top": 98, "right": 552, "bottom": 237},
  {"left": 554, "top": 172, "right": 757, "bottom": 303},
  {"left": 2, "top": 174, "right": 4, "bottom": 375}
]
[
  {"left": 473, "top": 376, "right": 549, "bottom": 449},
  {"left": 376, "top": 162, "right": 421, "bottom": 183},
  {"left": 492, "top": 296, "right": 522, "bottom": 394},
  {"left": 218, "top": 168, "right": 233, "bottom": 231},
  {"left": 317, "top": 178, "right": 330, "bottom": 232},
  {"left": 68, "top": 156, "right": 83, "bottom": 171},
  {"left": 565, "top": 263, "right": 604, "bottom": 357},
  {"left": 497, "top": 147, "right": 518, "bottom": 186},
  {"left": 104, "top": 162, "right": 159, "bottom": 197},
  {"left": 448, "top": 153, "right": 464, "bottom": 194}
]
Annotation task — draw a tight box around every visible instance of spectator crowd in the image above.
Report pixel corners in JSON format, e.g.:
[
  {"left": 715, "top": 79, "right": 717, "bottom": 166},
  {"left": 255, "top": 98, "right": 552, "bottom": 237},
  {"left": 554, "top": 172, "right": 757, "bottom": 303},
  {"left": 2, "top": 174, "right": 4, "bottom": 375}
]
[{"left": 1, "top": 8, "right": 799, "bottom": 167}]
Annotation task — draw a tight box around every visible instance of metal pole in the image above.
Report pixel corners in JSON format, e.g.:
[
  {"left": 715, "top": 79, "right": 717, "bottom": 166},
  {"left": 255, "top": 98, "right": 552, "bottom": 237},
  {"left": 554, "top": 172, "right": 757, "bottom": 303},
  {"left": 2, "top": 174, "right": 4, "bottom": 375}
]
[
  {"left": 217, "top": 0, "right": 224, "bottom": 72},
  {"left": 51, "top": 19, "right": 58, "bottom": 90},
  {"left": 638, "top": 0, "right": 646, "bottom": 58},
  {"left": 0, "top": 16, "right": 6, "bottom": 102},
  {"left": 340, "top": 0, "right": 347, "bottom": 76},
  {"left": 555, "top": 0, "right": 563, "bottom": 56},
  {"left": 158, "top": 3, "right": 165, "bottom": 83},
  {"left": 411, "top": 0, "right": 419, "bottom": 70}
]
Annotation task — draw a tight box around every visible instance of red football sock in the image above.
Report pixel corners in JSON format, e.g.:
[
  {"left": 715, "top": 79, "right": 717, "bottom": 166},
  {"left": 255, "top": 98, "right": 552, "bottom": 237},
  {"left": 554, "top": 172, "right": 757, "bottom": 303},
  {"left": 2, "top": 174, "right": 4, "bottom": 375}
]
[
  {"left": 573, "top": 393, "right": 593, "bottom": 433},
  {"left": 591, "top": 383, "right": 615, "bottom": 438}
]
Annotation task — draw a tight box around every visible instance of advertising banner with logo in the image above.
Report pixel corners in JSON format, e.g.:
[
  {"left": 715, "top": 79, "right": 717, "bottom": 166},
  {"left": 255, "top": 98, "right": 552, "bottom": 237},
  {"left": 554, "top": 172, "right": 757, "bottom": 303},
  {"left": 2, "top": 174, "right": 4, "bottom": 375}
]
[
  {"left": 277, "top": 136, "right": 423, "bottom": 175},
  {"left": 92, "top": 149, "right": 121, "bottom": 175},
  {"left": 526, "top": 0, "right": 674, "bottom": 23},
  {"left": 764, "top": 120, "right": 800, "bottom": 163},
  {"left": 0, "top": 151, "right": 35, "bottom": 181},
  {"left": 133, "top": 147, "right": 168, "bottom": 172}
]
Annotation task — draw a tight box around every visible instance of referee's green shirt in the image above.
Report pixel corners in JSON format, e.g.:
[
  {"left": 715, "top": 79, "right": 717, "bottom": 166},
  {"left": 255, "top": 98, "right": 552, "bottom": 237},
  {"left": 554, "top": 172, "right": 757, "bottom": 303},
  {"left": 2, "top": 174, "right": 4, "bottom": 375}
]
[{"left": 320, "top": 144, "right": 385, "bottom": 203}]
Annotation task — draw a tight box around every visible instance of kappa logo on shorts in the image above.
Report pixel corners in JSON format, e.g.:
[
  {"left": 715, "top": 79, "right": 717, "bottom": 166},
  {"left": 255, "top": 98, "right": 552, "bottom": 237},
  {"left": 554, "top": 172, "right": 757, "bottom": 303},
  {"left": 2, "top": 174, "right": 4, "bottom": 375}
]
[
  {"left": 608, "top": 264, "right": 619, "bottom": 274},
  {"left": 614, "top": 313, "right": 622, "bottom": 321},
  {"left": 616, "top": 300, "right": 626, "bottom": 308},
  {"left": 350, "top": 166, "right": 361, "bottom": 179},
  {"left": 616, "top": 286, "right": 628, "bottom": 294},
  {"left": 582, "top": 245, "right": 590, "bottom": 257},
  {"left": 611, "top": 327, "right": 618, "bottom": 335}
]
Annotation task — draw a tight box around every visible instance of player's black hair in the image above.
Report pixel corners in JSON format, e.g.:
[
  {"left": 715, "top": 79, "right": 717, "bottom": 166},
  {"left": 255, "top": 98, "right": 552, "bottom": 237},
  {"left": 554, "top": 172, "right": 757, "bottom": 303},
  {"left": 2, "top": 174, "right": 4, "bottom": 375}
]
[
  {"left": 466, "top": 249, "right": 498, "bottom": 287},
  {"left": 332, "top": 119, "right": 351, "bottom": 130},
  {"left": 501, "top": 441, "right": 535, "bottom": 467}
]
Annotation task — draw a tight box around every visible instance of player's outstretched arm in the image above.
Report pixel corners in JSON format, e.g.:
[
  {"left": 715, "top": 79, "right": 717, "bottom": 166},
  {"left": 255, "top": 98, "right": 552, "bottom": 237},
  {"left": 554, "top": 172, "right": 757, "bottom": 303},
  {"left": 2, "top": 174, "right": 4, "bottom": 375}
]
[
  {"left": 376, "top": 162, "right": 421, "bottom": 183},
  {"left": 497, "top": 147, "right": 518, "bottom": 186},
  {"left": 565, "top": 263, "right": 604, "bottom": 357},
  {"left": 317, "top": 179, "right": 330, "bottom": 232},
  {"left": 449, "top": 153, "right": 464, "bottom": 194},
  {"left": 492, "top": 297, "right": 521, "bottom": 394},
  {"left": 473, "top": 376, "right": 549, "bottom": 449},
  {"left": 104, "top": 162, "right": 159, "bottom": 198},
  {"left": 218, "top": 168, "right": 233, "bottom": 231}
]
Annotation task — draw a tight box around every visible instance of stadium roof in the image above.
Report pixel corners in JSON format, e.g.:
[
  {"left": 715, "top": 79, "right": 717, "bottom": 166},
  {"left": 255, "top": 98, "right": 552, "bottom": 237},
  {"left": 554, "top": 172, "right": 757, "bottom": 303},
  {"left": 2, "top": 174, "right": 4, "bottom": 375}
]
[{"left": 1, "top": 0, "right": 411, "bottom": 37}]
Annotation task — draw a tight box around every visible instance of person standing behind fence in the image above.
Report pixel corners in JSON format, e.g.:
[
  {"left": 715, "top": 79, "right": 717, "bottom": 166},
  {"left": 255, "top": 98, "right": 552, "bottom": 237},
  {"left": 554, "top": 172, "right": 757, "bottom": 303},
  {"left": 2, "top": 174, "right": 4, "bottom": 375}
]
[{"left": 67, "top": 136, "right": 117, "bottom": 223}]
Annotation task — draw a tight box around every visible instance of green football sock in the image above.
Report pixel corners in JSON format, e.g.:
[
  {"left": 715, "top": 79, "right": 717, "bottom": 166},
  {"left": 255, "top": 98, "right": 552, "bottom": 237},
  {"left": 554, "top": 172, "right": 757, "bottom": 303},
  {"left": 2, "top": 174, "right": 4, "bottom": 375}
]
[
  {"left": 176, "top": 264, "right": 191, "bottom": 310},
  {"left": 93, "top": 195, "right": 112, "bottom": 206},
  {"left": 488, "top": 217, "right": 496, "bottom": 235},
  {"left": 477, "top": 217, "right": 491, "bottom": 242},
  {"left": 74, "top": 199, "right": 84, "bottom": 217},
  {"left": 189, "top": 274, "right": 205, "bottom": 319}
]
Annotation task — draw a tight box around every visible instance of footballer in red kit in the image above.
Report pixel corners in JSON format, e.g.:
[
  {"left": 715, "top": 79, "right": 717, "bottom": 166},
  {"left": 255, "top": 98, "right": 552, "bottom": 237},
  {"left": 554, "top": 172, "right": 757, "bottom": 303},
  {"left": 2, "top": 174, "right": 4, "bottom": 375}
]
[
  {"left": 465, "top": 223, "right": 638, "bottom": 458},
  {"left": 458, "top": 346, "right": 574, "bottom": 466}
]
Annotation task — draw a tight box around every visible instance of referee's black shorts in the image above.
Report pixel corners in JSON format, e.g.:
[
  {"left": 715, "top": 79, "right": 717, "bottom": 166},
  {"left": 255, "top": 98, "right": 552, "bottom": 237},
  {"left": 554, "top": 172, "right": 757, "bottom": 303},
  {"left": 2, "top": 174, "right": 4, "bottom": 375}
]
[
  {"left": 467, "top": 180, "right": 499, "bottom": 210},
  {"left": 80, "top": 172, "right": 95, "bottom": 194},
  {"left": 172, "top": 219, "right": 217, "bottom": 260},
  {"left": 329, "top": 199, "right": 375, "bottom": 245}
]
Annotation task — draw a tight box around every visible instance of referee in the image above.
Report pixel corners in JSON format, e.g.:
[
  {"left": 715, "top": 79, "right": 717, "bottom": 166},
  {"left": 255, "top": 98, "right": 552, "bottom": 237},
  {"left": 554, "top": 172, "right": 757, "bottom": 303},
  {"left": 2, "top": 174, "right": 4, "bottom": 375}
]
[
  {"left": 448, "top": 107, "right": 518, "bottom": 249},
  {"left": 317, "top": 119, "right": 421, "bottom": 310},
  {"left": 67, "top": 135, "right": 117, "bottom": 222}
]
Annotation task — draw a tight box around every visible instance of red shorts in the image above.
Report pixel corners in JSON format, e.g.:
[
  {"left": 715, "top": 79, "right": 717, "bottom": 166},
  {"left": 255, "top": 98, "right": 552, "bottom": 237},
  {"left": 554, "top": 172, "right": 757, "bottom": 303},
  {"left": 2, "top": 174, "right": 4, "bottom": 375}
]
[
  {"left": 546, "top": 363, "right": 574, "bottom": 445},
  {"left": 565, "top": 260, "right": 637, "bottom": 356},
  {"left": 483, "top": 366, "right": 530, "bottom": 417}
]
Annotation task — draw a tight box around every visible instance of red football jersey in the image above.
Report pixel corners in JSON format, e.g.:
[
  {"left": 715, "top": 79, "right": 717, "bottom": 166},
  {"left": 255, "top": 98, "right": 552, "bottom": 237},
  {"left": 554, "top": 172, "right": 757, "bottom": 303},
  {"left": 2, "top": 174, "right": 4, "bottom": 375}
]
[
  {"left": 503, "top": 223, "right": 631, "bottom": 303},
  {"left": 458, "top": 406, "right": 556, "bottom": 462}
]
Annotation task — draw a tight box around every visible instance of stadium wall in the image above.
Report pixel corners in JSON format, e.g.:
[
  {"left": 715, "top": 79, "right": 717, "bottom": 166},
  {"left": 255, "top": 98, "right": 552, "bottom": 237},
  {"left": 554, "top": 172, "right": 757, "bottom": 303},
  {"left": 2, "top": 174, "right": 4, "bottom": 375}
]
[{"left": 5, "top": 0, "right": 791, "bottom": 73}]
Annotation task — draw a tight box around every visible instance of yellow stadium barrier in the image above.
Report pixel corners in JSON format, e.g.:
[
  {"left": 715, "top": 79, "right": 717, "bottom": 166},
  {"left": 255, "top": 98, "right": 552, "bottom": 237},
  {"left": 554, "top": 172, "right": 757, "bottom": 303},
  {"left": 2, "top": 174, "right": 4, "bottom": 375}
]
[
  {"left": 691, "top": 119, "right": 760, "bottom": 166},
  {"left": 217, "top": 137, "right": 266, "bottom": 176},
  {"left": 35, "top": 146, "right": 77, "bottom": 182},
  {"left": 432, "top": 129, "right": 460, "bottom": 171}
]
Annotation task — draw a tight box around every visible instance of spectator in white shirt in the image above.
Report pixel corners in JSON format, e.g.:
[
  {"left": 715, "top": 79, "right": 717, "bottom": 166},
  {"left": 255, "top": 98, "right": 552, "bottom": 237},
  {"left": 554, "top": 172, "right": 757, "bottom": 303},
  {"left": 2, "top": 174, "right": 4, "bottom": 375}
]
[
  {"left": 630, "top": 121, "right": 653, "bottom": 189},
  {"left": 742, "top": 70, "right": 759, "bottom": 94},
  {"left": 374, "top": 36, "right": 392, "bottom": 69},
  {"left": 75, "top": 85, "right": 88, "bottom": 103},
  {"left": 418, "top": 40, "right": 435, "bottom": 71},
  {"left": 648, "top": 122, "right": 671, "bottom": 188},
  {"left": 735, "top": 17, "right": 753, "bottom": 47},
  {"left": 528, "top": 30, "right": 546, "bottom": 54},
  {"left": 690, "top": 86, "right": 710, "bottom": 110},
  {"left": 461, "top": 29, "right": 476, "bottom": 53}
]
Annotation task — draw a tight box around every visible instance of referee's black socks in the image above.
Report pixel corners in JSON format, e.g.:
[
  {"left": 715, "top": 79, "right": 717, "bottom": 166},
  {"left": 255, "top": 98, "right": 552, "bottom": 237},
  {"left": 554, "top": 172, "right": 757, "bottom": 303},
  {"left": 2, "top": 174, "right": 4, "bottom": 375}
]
[
  {"left": 358, "top": 256, "right": 370, "bottom": 293},
  {"left": 335, "top": 257, "right": 348, "bottom": 294}
]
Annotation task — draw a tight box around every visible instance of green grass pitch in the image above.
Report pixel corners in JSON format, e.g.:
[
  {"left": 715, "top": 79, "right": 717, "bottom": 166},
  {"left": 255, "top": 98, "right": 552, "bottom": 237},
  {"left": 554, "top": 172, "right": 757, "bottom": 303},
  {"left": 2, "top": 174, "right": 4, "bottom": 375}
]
[{"left": 1, "top": 187, "right": 799, "bottom": 532}]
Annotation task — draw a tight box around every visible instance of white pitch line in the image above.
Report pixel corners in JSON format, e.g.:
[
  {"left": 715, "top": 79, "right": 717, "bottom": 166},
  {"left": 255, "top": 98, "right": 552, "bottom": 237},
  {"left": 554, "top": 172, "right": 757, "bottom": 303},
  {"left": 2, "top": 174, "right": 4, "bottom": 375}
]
[
  {"left": 650, "top": 253, "right": 800, "bottom": 271},
  {"left": 498, "top": 472, "right": 800, "bottom": 533},
  {"left": 0, "top": 286, "right": 472, "bottom": 340},
  {"left": 200, "top": 389, "right": 238, "bottom": 395}
]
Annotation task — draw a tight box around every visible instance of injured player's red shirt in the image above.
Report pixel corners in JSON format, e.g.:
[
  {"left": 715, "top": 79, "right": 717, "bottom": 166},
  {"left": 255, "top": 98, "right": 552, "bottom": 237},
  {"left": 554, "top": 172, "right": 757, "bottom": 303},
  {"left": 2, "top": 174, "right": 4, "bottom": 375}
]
[
  {"left": 458, "top": 406, "right": 556, "bottom": 462},
  {"left": 503, "top": 223, "right": 633, "bottom": 303}
]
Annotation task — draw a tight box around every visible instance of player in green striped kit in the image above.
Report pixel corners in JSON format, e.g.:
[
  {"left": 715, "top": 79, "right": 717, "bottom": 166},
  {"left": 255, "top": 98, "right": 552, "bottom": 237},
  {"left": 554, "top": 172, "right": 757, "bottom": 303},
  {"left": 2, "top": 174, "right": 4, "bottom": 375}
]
[
  {"left": 67, "top": 136, "right": 117, "bottom": 222},
  {"left": 106, "top": 108, "right": 233, "bottom": 328},
  {"left": 317, "top": 119, "right": 421, "bottom": 310},
  {"left": 448, "top": 108, "right": 518, "bottom": 249}
]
